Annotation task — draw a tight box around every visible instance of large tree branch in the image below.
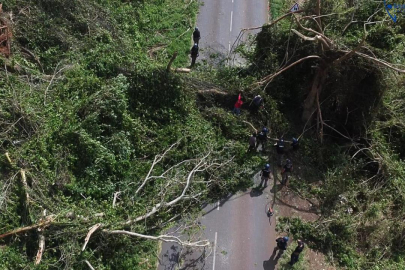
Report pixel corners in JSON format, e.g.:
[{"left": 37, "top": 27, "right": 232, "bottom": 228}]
[
  {"left": 341, "top": 51, "right": 405, "bottom": 73},
  {"left": 105, "top": 230, "right": 210, "bottom": 247},
  {"left": 126, "top": 152, "right": 214, "bottom": 225},
  {"left": 135, "top": 141, "right": 181, "bottom": 195},
  {"left": 257, "top": 55, "right": 322, "bottom": 86},
  {"left": 293, "top": 15, "right": 332, "bottom": 46}
]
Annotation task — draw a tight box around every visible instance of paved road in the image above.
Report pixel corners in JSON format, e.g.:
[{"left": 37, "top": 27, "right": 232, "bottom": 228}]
[
  {"left": 158, "top": 172, "right": 280, "bottom": 270},
  {"left": 196, "top": 0, "right": 268, "bottom": 65},
  {"left": 158, "top": 1, "right": 272, "bottom": 269}
]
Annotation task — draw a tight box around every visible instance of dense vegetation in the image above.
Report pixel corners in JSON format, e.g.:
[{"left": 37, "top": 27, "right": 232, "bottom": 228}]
[
  {"left": 0, "top": 0, "right": 261, "bottom": 269},
  {"left": 248, "top": 0, "right": 405, "bottom": 269},
  {"left": 1, "top": 0, "right": 405, "bottom": 269}
]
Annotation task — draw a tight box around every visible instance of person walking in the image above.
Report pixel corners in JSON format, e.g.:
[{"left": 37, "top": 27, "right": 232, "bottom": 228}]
[
  {"left": 273, "top": 236, "right": 289, "bottom": 258},
  {"left": 275, "top": 138, "right": 285, "bottom": 166},
  {"left": 233, "top": 93, "right": 243, "bottom": 115},
  {"left": 248, "top": 132, "right": 257, "bottom": 152},
  {"left": 281, "top": 158, "right": 293, "bottom": 187},
  {"left": 289, "top": 239, "right": 305, "bottom": 265},
  {"left": 259, "top": 164, "right": 271, "bottom": 188},
  {"left": 193, "top": 27, "right": 201, "bottom": 44},
  {"left": 190, "top": 43, "right": 199, "bottom": 67}
]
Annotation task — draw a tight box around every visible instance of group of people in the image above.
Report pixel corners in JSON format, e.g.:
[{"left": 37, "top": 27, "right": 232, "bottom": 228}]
[
  {"left": 249, "top": 127, "right": 298, "bottom": 188},
  {"left": 273, "top": 237, "right": 305, "bottom": 265},
  {"left": 233, "top": 94, "right": 264, "bottom": 116},
  {"left": 251, "top": 126, "right": 302, "bottom": 264}
]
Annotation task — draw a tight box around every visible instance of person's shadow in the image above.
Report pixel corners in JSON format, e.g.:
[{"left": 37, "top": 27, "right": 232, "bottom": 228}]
[{"left": 263, "top": 252, "right": 280, "bottom": 270}]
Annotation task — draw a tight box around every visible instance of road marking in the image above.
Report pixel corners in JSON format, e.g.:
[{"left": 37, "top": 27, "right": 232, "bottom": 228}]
[
  {"left": 230, "top": 11, "right": 233, "bottom": 32},
  {"left": 217, "top": 200, "right": 220, "bottom": 210},
  {"left": 228, "top": 42, "right": 231, "bottom": 52},
  {"left": 212, "top": 232, "right": 218, "bottom": 270}
]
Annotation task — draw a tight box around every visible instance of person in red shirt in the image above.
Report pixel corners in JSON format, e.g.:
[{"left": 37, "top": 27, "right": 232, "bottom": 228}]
[{"left": 233, "top": 93, "right": 243, "bottom": 115}]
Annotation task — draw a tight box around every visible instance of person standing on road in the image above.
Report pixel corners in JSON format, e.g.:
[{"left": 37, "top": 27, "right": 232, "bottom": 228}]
[
  {"left": 190, "top": 43, "right": 199, "bottom": 67},
  {"left": 289, "top": 239, "right": 305, "bottom": 265},
  {"left": 281, "top": 158, "right": 293, "bottom": 187},
  {"left": 193, "top": 27, "right": 201, "bottom": 44},
  {"left": 275, "top": 138, "right": 285, "bottom": 166},
  {"left": 259, "top": 164, "right": 271, "bottom": 188},
  {"left": 273, "top": 236, "right": 289, "bottom": 258},
  {"left": 248, "top": 132, "right": 257, "bottom": 152}
]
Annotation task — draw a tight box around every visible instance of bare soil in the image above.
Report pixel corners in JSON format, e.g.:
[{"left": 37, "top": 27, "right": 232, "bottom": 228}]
[{"left": 273, "top": 179, "right": 336, "bottom": 270}]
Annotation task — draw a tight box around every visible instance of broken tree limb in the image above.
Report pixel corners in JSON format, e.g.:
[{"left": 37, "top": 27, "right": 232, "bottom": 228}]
[
  {"left": 242, "top": 121, "right": 258, "bottom": 133},
  {"left": 105, "top": 230, "right": 210, "bottom": 247},
  {"left": 0, "top": 216, "right": 54, "bottom": 239},
  {"left": 166, "top": 51, "right": 178, "bottom": 72},
  {"left": 258, "top": 55, "right": 322, "bottom": 86},
  {"left": 35, "top": 210, "right": 47, "bottom": 265},
  {"left": 126, "top": 151, "right": 217, "bottom": 225},
  {"left": 197, "top": 89, "right": 227, "bottom": 95},
  {"left": 344, "top": 51, "right": 405, "bottom": 73},
  {"left": 135, "top": 141, "right": 180, "bottom": 195},
  {"left": 20, "top": 169, "right": 30, "bottom": 205},
  {"left": 5, "top": 152, "right": 12, "bottom": 164},
  {"left": 84, "top": 260, "right": 95, "bottom": 270},
  {"left": 82, "top": 223, "right": 102, "bottom": 251},
  {"left": 173, "top": 68, "right": 191, "bottom": 73},
  {"left": 34, "top": 233, "right": 45, "bottom": 265}
]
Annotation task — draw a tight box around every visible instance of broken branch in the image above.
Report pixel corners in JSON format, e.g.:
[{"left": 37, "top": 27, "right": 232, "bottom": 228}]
[{"left": 82, "top": 223, "right": 102, "bottom": 251}]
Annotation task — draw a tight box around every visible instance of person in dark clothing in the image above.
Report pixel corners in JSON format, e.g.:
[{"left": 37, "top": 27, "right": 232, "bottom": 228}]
[
  {"left": 193, "top": 27, "right": 201, "bottom": 44},
  {"left": 248, "top": 132, "right": 257, "bottom": 152},
  {"left": 281, "top": 159, "right": 293, "bottom": 186},
  {"left": 291, "top": 137, "right": 299, "bottom": 151},
  {"left": 251, "top": 94, "right": 263, "bottom": 112},
  {"left": 273, "top": 236, "right": 289, "bottom": 258},
  {"left": 190, "top": 43, "right": 199, "bottom": 67},
  {"left": 259, "top": 164, "right": 271, "bottom": 188},
  {"left": 289, "top": 240, "right": 305, "bottom": 265},
  {"left": 275, "top": 138, "right": 285, "bottom": 166},
  {"left": 256, "top": 127, "right": 269, "bottom": 151}
]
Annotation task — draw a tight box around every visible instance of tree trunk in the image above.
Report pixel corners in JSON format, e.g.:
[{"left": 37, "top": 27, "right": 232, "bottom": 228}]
[{"left": 302, "top": 64, "right": 328, "bottom": 122}]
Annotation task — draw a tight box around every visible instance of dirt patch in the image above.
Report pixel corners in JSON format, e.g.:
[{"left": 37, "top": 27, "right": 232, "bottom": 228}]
[
  {"left": 304, "top": 249, "right": 336, "bottom": 270},
  {"left": 276, "top": 188, "right": 320, "bottom": 222},
  {"left": 272, "top": 176, "right": 335, "bottom": 270}
]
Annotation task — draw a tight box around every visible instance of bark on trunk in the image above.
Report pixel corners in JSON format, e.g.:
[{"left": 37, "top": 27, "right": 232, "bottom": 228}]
[{"left": 302, "top": 64, "right": 328, "bottom": 123}]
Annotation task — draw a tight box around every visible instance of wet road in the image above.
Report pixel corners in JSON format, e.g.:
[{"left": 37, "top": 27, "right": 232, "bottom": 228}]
[
  {"left": 158, "top": 172, "right": 279, "bottom": 270},
  {"left": 196, "top": 0, "right": 268, "bottom": 65}
]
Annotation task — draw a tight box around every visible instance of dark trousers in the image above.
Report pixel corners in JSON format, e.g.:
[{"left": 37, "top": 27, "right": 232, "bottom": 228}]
[
  {"left": 289, "top": 253, "right": 299, "bottom": 265},
  {"left": 259, "top": 176, "right": 269, "bottom": 188},
  {"left": 193, "top": 37, "right": 200, "bottom": 44},
  {"left": 191, "top": 56, "right": 197, "bottom": 67},
  {"left": 272, "top": 246, "right": 285, "bottom": 258}
]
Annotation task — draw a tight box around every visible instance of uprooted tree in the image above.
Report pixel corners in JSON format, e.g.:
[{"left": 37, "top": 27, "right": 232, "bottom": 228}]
[
  {"left": 250, "top": 0, "right": 405, "bottom": 141},
  {"left": 1, "top": 142, "right": 233, "bottom": 267}
]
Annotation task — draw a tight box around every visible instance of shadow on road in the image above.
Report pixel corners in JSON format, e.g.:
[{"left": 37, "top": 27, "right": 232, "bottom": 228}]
[
  {"left": 263, "top": 252, "right": 280, "bottom": 270},
  {"left": 159, "top": 245, "right": 180, "bottom": 270},
  {"left": 250, "top": 187, "right": 265, "bottom": 197}
]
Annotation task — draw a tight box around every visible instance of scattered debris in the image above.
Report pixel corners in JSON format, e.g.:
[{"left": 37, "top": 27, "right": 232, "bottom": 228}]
[{"left": 0, "top": 4, "right": 12, "bottom": 57}]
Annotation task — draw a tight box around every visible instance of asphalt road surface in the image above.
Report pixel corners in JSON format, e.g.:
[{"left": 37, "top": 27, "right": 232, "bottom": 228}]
[
  {"left": 158, "top": 172, "right": 279, "bottom": 270},
  {"left": 158, "top": 1, "right": 272, "bottom": 269},
  {"left": 195, "top": 0, "right": 268, "bottom": 65}
]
